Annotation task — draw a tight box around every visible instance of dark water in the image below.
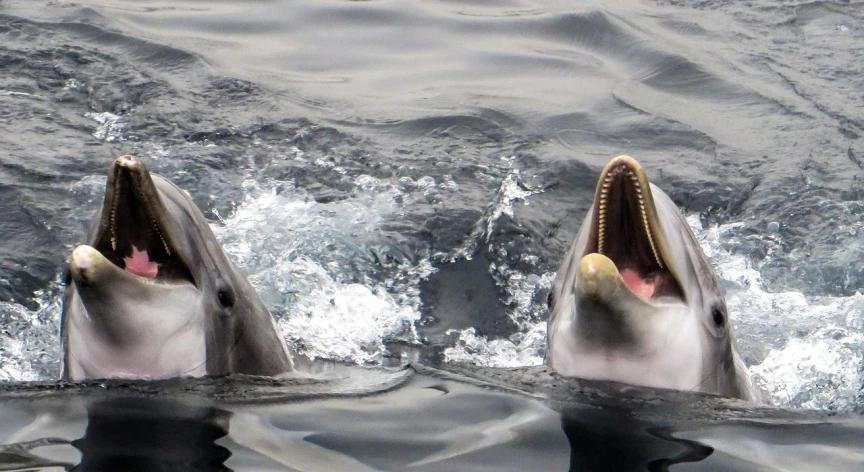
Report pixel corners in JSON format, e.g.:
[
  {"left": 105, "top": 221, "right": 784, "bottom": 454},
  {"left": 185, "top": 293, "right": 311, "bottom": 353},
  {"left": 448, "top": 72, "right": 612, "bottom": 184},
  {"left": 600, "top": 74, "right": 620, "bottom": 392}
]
[
  {"left": 0, "top": 0, "right": 863, "bottom": 469},
  {"left": 1, "top": 365, "right": 862, "bottom": 472}
]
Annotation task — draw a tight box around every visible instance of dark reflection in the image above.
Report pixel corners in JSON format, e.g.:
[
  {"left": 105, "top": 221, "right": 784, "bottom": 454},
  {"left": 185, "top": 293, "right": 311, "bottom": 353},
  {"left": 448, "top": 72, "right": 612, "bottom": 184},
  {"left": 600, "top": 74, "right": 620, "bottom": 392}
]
[
  {"left": 71, "top": 399, "right": 232, "bottom": 472},
  {"left": 561, "top": 407, "right": 713, "bottom": 472},
  {"left": 0, "top": 438, "right": 73, "bottom": 471}
]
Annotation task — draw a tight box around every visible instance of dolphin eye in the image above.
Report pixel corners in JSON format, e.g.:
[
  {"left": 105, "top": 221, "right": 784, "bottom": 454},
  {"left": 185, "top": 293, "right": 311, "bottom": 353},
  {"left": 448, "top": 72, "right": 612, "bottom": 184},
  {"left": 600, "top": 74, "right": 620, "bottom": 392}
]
[
  {"left": 712, "top": 307, "right": 726, "bottom": 327},
  {"left": 217, "top": 289, "right": 235, "bottom": 308},
  {"left": 64, "top": 269, "right": 72, "bottom": 286},
  {"left": 546, "top": 292, "right": 555, "bottom": 309}
]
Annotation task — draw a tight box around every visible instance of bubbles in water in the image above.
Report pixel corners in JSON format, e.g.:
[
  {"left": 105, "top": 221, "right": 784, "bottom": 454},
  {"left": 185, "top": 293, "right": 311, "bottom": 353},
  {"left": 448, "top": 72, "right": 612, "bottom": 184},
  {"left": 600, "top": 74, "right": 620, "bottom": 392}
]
[
  {"left": 215, "top": 175, "right": 438, "bottom": 365},
  {"left": 0, "top": 279, "right": 64, "bottom": 381},
  {"left": 85, "top": 112, "right": 124, "bottom": 142}
]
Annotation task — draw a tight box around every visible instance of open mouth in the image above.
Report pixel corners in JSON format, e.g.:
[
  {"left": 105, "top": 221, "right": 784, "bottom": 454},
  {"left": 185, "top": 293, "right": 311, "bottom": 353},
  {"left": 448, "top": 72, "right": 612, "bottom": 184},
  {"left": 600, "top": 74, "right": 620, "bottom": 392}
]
[
  {"left": 586, "top": 156, "right": 683, "bottom": 300},
  {"left": 92, "top": 155, "right": 194, "bottom": 284}
]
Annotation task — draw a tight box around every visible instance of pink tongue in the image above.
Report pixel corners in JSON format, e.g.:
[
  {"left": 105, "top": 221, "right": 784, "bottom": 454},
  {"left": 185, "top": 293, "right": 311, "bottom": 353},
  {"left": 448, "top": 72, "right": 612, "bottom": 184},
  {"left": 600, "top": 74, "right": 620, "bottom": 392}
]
[
  {"left": 620, "top": 268, "right": 655, "bottom": 298},
  {"left": 123, "top": 247, "right": 158, "bottom": 279}
]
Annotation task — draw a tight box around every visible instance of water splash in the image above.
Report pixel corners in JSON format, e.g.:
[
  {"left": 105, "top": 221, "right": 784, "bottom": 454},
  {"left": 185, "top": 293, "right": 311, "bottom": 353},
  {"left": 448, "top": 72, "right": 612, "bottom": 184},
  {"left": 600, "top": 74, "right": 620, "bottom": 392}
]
[
  {"left": 85, "top": 111, "right": 124, "bottom": 142},
  {"left": 694, "top": 216, "right": 864, "bottom": 411},
  {"left": 215, "top": 175, "right": 439, "bottom": 364},
  {"left": 444, "top": 157, "right": 543, "bottom": 262},
  {"left": 0, "top": 279, "right": 64, "bottom": 381},
  {"left": 442, "top": 160, "right": 551, "bottom": 367},
  {"left": 445, "top": 325, "right": 546, "bottom": 368}
]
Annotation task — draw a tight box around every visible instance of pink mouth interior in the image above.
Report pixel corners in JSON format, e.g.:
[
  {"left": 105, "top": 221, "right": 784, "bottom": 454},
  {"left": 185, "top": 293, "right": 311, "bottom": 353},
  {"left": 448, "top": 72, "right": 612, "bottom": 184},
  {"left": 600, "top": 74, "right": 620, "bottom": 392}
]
[
  {"left": 123, "top": 247, "right": 158, "bottom": 279},
  {"left": 620, "top": 268, "right": 656, "bottom": 299}
]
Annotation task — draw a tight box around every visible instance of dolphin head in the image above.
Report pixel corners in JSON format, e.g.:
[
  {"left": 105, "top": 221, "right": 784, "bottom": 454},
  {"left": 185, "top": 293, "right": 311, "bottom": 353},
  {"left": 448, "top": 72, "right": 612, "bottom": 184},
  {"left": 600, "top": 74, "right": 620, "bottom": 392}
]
[
  {"left": 61, "top": 155, "right": 294, "bottom": 380},
  {"left": 545, "top": 156, "right": 757, "bottom": 400}
]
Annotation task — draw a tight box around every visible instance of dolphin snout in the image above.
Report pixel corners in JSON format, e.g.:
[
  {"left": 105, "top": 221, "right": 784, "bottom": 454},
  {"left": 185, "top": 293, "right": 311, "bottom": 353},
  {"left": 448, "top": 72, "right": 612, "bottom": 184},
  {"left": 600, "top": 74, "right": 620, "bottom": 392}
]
[{"left": 578, "top": 253, "right": 624, "bottom": 301}]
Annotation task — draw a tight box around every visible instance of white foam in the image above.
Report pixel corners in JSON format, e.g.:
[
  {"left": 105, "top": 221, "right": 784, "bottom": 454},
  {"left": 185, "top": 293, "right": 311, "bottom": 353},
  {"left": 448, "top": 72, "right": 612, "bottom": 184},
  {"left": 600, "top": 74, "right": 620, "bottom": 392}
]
[
  {"left": 215, "top": 176, "right": 440, "bottom": 364},
  {"left": 0, "top": 280, "right": 64, "bottom": 381},
  {"left": 445, "top": 325, "right": 546, "bottom": 368},
  {"left": 751, "top": 324, "right": 864, "bottom": 411},
  {"left": 85, "top": 111, "right": 124, "bottom": 142}
]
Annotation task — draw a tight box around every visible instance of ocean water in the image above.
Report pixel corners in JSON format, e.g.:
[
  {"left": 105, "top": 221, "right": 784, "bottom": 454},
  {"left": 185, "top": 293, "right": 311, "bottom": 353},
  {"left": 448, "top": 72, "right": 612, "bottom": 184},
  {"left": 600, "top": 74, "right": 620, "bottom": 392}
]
[{"left": 0, "top": 0, "right": 863, "bottom": 469}]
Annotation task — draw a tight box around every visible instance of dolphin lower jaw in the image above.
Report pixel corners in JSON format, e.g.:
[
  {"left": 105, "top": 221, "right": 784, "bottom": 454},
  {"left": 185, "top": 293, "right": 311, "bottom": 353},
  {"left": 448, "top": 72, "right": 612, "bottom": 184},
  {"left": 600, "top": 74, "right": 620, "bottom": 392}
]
[
  {"left": 585, "top": 156, "right": 683, "bottom": 301},
  {"left": 93, "top": 155, "right": 193, "bottom": 285},
  {"left": 551, "top": 290, "right": 707, "bottom": 389},
  {"left": 69, "top": 245, "right": 201, "bottom": 336},
  {"left": 573, "top": 254, "right": 689, "bottom": 353},
  {"left": 67, "top": 246, "right": 206, "bottom": 380}
]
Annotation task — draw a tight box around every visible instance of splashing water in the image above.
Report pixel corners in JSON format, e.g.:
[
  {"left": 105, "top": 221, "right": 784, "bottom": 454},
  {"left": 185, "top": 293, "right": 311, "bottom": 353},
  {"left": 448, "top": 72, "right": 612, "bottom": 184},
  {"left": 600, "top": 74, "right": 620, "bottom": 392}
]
[
  {"left": 0, "top": 279, "right": 63, "bottom": 381},
  {"left": 85, "top": 112, "right": 124, "bottom": 142},
  {"left": 696, "top": 217, "right": 864, "bottom": 411},
  {"left": 214, "top": 176, "right": 438, "bottom": 365}
]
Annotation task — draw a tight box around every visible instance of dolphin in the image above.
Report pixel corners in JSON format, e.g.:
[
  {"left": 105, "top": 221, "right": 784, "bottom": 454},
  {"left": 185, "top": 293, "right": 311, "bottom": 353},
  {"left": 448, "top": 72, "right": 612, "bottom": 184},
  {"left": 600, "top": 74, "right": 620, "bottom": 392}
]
[
  {"left": 545, "top": 155, "right": 758, "bottom": 401},
  {"left": 61, "top": 155, "right": 295, "bottom": 380}
]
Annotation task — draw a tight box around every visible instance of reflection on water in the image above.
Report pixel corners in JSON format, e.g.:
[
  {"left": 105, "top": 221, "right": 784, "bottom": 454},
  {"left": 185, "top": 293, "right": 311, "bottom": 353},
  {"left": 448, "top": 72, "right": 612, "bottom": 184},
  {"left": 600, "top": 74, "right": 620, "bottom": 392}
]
[
  {"left": 561, "top": 408, "right": 714, "bottom": 471},
  {"left": 0, "top": 367, "right": 862, "bottom": 471},
  {"left": 73, "top": 400, "right": 231, "bottom": 472}
]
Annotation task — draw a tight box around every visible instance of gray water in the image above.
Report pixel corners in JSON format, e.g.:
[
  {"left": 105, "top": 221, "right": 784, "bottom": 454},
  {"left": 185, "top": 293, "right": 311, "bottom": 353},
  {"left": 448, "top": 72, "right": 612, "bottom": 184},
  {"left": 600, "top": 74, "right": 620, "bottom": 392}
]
[
  {"left": 1, "top": 365, "right": 862, "bottom": 471},
  {"left": 0, "top": 0, "right": 863, "bottom": 469}
]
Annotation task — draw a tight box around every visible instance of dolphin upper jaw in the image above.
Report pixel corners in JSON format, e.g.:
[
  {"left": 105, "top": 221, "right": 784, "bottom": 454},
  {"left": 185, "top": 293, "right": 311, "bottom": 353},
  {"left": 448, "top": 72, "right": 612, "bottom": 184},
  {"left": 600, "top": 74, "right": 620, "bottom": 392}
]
[
  {"left": 92, "top": 155, "right": 194, "bottom": 286},
  {"left": 583, "top": 156, "right": 686, "bottom": 305}
]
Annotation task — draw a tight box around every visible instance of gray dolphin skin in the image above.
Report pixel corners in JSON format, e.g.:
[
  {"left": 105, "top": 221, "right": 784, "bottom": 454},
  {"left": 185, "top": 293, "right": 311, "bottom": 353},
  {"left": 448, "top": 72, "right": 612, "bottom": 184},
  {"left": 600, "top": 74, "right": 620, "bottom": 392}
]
[
  {"left": 61, "top": 155, "right": 295, "bottom": 380},
  {"left": 545, "top": 155, "right": 758, "bottom": 401}
]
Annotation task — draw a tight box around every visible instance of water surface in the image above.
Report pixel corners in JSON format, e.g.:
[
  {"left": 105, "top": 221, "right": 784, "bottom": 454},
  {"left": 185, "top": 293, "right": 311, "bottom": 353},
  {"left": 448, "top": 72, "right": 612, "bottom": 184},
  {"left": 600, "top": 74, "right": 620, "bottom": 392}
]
[{"left": 0, "top": 1, "right": 862, "bottom": 468}]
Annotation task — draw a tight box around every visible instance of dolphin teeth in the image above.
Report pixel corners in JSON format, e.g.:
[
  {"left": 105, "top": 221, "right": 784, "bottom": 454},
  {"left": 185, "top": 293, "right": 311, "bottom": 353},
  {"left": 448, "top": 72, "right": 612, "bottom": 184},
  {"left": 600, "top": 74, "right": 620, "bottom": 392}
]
[
  {"left": 150, "top": 216, "right": 172, "bottom": 256},
  {"left": 109, "top": 173, "right": 120, "bottom": 251},
  {"left": 595, "top": 162, "right": 664, "bottom": 270},
  {"left": 637, "top": 194, "right": 663, "bottom": 269}
]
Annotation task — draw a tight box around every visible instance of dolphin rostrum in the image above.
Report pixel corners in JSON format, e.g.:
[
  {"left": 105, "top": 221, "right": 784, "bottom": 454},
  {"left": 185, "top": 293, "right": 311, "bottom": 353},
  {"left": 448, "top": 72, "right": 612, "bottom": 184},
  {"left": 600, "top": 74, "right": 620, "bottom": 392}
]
[
  {"left": 545, "top": 155, "right": 758, "bottom": 401},
  {"left": 61, "top": 155, "right": 295, "bottom": 380}
]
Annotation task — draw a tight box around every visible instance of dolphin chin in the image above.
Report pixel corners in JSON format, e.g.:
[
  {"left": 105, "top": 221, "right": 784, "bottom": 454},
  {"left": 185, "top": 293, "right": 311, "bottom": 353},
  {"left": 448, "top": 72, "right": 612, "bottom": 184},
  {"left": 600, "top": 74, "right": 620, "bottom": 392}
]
[
  {"left": 545, "top": 155, "right": 758, "bottom": 401},
  {"left": 61, "top": 155, "right": 295, "bottom": 380}
]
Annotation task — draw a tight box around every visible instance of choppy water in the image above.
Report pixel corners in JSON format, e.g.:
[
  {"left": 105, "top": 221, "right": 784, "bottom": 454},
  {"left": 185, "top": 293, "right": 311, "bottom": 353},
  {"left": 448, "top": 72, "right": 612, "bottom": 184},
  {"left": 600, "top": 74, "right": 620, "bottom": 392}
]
[{"left": 0, "top": 0, "right": 863, "bottom": 469}]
